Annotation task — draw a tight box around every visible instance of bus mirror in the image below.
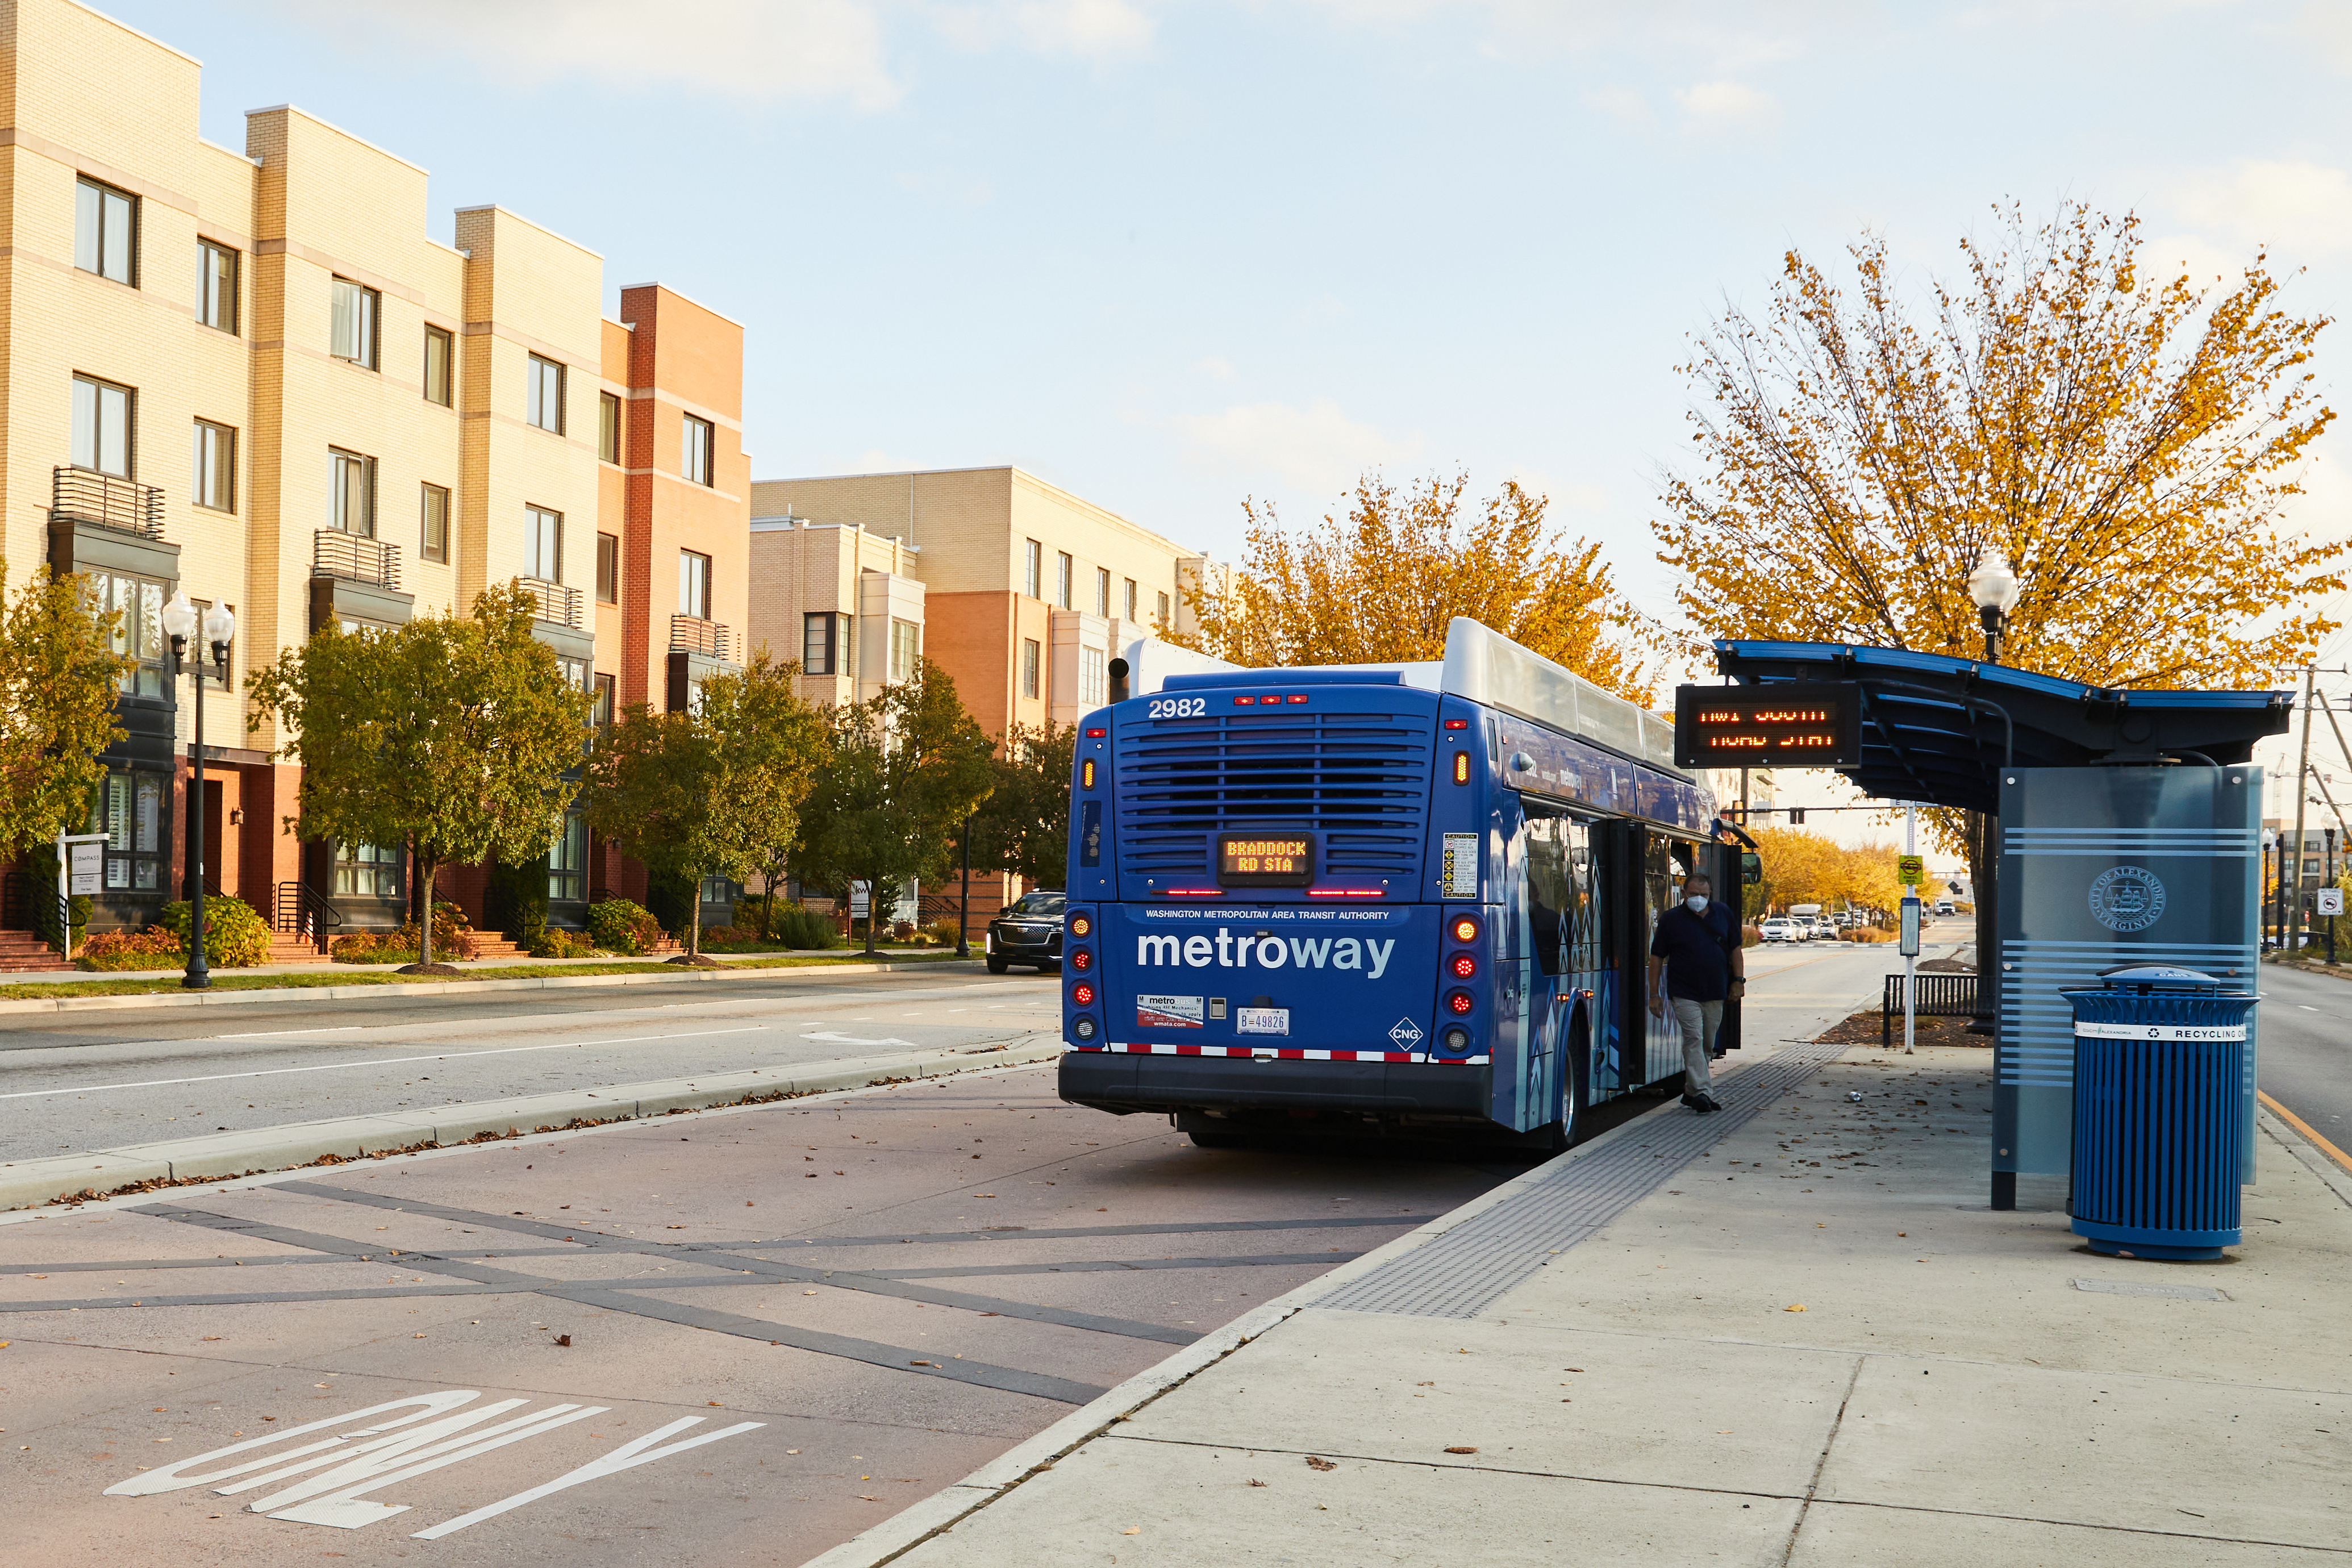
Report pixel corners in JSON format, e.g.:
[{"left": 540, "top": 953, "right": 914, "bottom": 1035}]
[{"left": 1741, "top": 852, "right": 1762, "bottom": 886}]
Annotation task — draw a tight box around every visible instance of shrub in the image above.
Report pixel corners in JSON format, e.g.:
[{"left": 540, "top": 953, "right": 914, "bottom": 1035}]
[
  {"left": 397, "top": 904, "right": 481, "bottom": 963},
  {"left": 921, "top": 920, "right": 964, "bottom": 948},
  {"left": 702, "top": 925, "right": 749, "bottom": 945},
  {"left": 332, "top": 931, "right": 411, "bottom": 964},
  {"left": 891, "top": 919, "right": 917, "bottom": 943},
  {"left": 76, "top": 926, "right": 185, "bottom": 971},
  {"left": 529, "top": 928, "right": 597, "bottom": 959},
  {"left": 590, "top": 897, "right": 665, "bottom": 957},
  {"left": 1842, "top": 926, "right": 1896, "bottom": 944},
  {"left": 769, "top": 904, "right": 840, "bottom": 950},
  {"left": 156, "top": 897, "right": 271, "bottom": 968}
]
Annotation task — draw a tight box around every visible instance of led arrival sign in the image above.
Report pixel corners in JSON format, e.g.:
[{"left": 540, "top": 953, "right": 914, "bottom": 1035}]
[{"left": 1673, "top": 682, "right": 1864, "bottom": 769}]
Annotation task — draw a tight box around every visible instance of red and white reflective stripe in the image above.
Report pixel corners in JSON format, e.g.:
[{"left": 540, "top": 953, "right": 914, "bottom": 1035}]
[{"left": 1066, "top": 1042, "right": 1491, "bottom": 1065}]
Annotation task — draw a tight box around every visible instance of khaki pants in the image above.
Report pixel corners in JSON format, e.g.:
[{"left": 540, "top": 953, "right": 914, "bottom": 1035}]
[{"left": 1670, "top": 997, "right": 1724, "bottom": 1097}]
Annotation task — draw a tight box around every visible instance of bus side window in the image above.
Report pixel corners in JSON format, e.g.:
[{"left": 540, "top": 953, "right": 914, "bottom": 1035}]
[{"left": 1525, "top": 813, "right": 1580, "bottom": 978}]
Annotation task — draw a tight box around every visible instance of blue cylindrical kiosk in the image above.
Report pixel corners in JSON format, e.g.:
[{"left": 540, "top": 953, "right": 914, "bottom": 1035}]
[{"left": 2064, "top": 964, "right": 2255, "bottom": 1261}]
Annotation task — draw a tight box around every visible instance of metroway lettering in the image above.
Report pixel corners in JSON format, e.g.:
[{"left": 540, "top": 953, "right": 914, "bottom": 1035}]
[{"left": 1137, "top": 928, "right": 1394, "bottom": 978}]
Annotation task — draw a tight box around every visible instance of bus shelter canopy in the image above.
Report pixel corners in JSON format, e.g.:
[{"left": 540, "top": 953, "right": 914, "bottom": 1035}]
[{"left": 1711, "top": 641, "right": 2294, "bottom": 815}]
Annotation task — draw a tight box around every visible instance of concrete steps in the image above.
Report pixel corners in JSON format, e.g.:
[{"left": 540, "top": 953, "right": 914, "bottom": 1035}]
[{"left": 0, "top": 929, "right": 70, "bottom": 973}]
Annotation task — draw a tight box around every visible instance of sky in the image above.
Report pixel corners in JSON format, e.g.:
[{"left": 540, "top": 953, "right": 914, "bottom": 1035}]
[{"left": 95, "top": 0, "right": 2352, "bottom": 850}]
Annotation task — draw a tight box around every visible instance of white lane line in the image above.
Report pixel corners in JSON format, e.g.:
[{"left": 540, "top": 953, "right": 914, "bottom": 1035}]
[
  {"left": 0, "top": 1025, "right": 766, "bottom": 1102},
  {"left": 214, "top": 1027, "right": 365, "bottom": 1040}
]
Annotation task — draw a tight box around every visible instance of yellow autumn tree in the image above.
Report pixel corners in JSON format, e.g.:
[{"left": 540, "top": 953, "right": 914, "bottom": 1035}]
[
  {"left": 1742, "top": 825, "right": 1903, "bottom": 920},
  {"left": 1657, "top": 202, "right": 2340, "bottom": 892},
  {"left": 1173, "top": 470, "right": 1658, "bottom": 702}
]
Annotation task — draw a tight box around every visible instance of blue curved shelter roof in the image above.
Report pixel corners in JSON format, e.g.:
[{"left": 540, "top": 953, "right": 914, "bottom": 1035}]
[{"left": 1712, "top": 641, "right": 2292, "bottom": 814}]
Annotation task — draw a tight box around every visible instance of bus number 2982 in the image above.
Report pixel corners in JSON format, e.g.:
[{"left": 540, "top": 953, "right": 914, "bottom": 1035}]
[{"left": 1148, "top": 697, "right": 1208, "bottom": 718}]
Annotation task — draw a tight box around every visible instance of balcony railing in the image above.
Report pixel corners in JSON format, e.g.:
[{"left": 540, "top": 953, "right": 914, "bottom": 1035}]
[
  {"left": 670, "top": 615, "right": 732, "bottom": 659},
  {"left": 521, "top": 576, "right": 583, "bottom": 629},
  {"left": 313, "top": 528, "right": 402, "bottom": 589},
  {"left": 53, "top": 466, "right": 164, "bottom": 538}
]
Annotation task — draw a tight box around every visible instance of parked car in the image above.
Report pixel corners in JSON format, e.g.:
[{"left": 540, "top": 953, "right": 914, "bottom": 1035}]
[
  {"left": 1810, "top": 916, "right": 1838, "bottom": 940},
  {"left": 985, "top": 890, "right": 1066, "bottom": 974},
  {"left": 1758, "top": 918, "right": 1800, "bottom": 943}
]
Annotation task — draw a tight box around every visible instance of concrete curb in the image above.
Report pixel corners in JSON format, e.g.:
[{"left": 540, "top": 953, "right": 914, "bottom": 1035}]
[
  {"left": 0, "top": 956, "right": 983, "bottom": 1016},
  {"left": 1, "top": 1037, "right": 1065, "bottom": 1211},
  {"left": 794, "top": 1052, "right": 1720, "bottom": 1568},
  {"left": 2260, "top": 1106, "right": 2352, "bottom": 1210}
]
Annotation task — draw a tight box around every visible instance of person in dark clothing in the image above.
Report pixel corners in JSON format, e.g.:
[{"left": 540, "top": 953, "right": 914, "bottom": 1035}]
[{"left": 1646, "top": 871, "right": 1744, "bottom": 1111}]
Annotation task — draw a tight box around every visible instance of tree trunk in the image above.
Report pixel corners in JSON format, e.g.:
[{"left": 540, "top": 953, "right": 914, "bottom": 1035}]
[
  {"left": 418, "top": 854, "right": 436, "bottom": 969},
  {"left": 861, "top": 879, "right": 877, "bottom": 956},
  {"left": 689, "top": 876, "right": 702, "bottom": 959}
]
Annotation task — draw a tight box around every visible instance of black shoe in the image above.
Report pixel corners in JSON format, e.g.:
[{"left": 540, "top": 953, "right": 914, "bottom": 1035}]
[
  {"left": 1695, "top": 1094, "right": 1721, "bottom": 1114},
  {"left": 1680, "top": 1092, "right": 1703, "bottom": 1110}
]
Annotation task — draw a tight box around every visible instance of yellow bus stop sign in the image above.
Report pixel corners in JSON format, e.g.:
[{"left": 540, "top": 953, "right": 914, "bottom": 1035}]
[{"left": 1897, "top": 854, "right": 1924, "bottom": 885}]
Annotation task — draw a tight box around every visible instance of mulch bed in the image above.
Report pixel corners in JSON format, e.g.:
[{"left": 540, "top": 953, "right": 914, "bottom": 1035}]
[{"left": 1816, "top": 1008, "right": 1987, "bottom": 1047}]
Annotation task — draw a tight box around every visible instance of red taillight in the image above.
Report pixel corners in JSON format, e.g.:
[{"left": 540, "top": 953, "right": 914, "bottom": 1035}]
[
  {"left": 1233, "top": 695, "right": 1256, "bottom": 706},
  {"left": 1071, "top": 948, "right": 1092, "bottom": 971},
  {"left": 1445, "top": 989, "right": 1474, "bottom": 1016},
  {"left": 1453, "top": 753, "right": 1470, "bottom": 785},
  {"left": 1449, "top": 952, "right": 1477, "bottom": 980},
  {"left": 1286, "top": 694, "right": 1309, "bottom": 704},
  {"left": 1072, "top": 981, "right": 1097, "bottom": 1007},
  {"left": 1085, "top": 727, "right": 1106, "bottom": 737},
  {"left": 1443, "top": 718, "right": 1469, "bottom": 730},
  {"left": 1450, "top": 915, "right": 1480, "bottom": 943},
  {"left": 1260, "top": 694, "right": 1281, "bottom": 704}
]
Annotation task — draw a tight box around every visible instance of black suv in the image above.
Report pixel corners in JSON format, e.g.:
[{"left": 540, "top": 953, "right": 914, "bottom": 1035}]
[{"left": 986, "top": 890, "right": 1065, "bottom": 974}]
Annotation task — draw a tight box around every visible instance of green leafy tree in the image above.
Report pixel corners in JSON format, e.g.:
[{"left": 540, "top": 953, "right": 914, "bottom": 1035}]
[
  {"left": 969, "top": 721, "right": 1075, "bottom": 890},
  {"left": 588, "top": 650, "right": 828, "bottom": 959},
  {"left": 0, "top": 560, "right": 132, "bottom": 867},
  {"left": 796, "top": 659, "right": 996, "bottom": 956},
  {"left": 247, "top": 584, "right": 592, "bottom": 970}
]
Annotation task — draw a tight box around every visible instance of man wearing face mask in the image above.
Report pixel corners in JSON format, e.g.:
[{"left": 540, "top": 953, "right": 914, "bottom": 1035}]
[{"left": 1647, "top": 870, "right": 1744, "bottom": 1112}]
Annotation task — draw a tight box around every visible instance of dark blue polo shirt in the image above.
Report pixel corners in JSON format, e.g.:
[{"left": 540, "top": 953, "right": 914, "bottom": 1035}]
[{"left": 1650, "top": 901, "right": 1738, "bottom": 1002}]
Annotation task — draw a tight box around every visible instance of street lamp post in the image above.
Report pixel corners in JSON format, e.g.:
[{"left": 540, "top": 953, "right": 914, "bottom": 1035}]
[
  {"left": 1962, "top": 547, "right": 2021, "bottom": 1041},
  {"left": 162, "top": 593, "right": 235, "bottom": 991}
]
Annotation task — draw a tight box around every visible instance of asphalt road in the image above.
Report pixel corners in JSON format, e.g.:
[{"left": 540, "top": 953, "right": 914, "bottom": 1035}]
[
  {"left": 2255, "top": 963, "right": 2352, "bottom": 1156},
  {"left": 0, "top": 966, "right": 1056, "bottom": 1162}
]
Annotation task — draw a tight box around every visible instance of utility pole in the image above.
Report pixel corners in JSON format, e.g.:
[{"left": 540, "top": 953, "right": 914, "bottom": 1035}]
[{"left": 2290, "top": 667, "right": 2317, "bottom": 954}]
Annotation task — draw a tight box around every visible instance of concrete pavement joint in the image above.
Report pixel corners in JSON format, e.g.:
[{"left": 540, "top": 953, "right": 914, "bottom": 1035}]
[{"left": 1778, "top": 1356, "right": 1866, "bottom": 1566}]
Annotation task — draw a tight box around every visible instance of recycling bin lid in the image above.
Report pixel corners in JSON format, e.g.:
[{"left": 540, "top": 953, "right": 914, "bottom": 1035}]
[{"left": 2080, "top": 963, "right": 2223, "bottom": 993}]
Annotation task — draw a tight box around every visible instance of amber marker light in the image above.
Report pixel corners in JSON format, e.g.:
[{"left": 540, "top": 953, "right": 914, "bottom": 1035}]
[
  {"left": 1450, "top": 915, "right": 1480, "bottom": 943},
  {"left": 1069, "top": 913, "right": 1092, "bottom": 937}
]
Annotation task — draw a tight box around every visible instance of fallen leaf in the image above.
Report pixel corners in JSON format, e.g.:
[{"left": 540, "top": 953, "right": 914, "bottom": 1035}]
[
  {"left": 1246, "top": 1479, "right": 1267, "bottom": 1487},
  {"left": 1305, "top": 1456, "right": 1336, "bottom": 1471},
  {"left": 1784, "top": 1304, "right": 1807, "bottom": 1313},
  {"left": 804, "top": 1290, "right": 818, "bottom": 1296},
  {"left": 554, "top": 1335, "right": 572, "bottom": 1348},
  {"left": 413, "top": 1333, "right": 427, "bottom": 1338},
  {"left": 1443, "top": 1446, "right": 1478, "bottom": 1455},
  {"left": 860, "top": 1495, "right": 880, "bottom": 1502},
  {"left": 1122, "top": 1527, "right": 1141, "bottom": 1536}
]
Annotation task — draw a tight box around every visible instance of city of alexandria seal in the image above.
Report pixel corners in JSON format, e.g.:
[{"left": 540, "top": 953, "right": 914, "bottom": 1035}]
[{"left": 2088, "top": 865, "right": 2167, "bottom": 933}]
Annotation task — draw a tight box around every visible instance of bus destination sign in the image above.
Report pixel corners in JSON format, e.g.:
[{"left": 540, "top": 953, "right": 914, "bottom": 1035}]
[
  {"left": 1673, "top": 682, "right": 1863, "bottom": 769},
  {"left": 1219, "top": 833, "right": 1314, "bottom": 887}
]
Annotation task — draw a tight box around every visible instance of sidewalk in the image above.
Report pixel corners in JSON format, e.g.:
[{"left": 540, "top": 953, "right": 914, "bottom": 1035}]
[{"left": 818, "top": 1038, "right": 2352, "bottom": 1564}]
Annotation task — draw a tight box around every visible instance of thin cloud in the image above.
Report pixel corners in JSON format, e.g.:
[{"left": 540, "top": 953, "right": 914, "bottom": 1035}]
[
  {"left": 1168, "top": 398, "right": 1423, "bottom": 494},
  {"left": 2165, "top": 159, "right": 2352, "bottom": 262},
  {"left": 1671, "top": 80, "right": 1779, "bottom": 133}
]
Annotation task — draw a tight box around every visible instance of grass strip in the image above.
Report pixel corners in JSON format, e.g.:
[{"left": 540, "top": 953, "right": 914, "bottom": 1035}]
[{"left": 0, "top": 950, "right": 966, "bottom": 1001}]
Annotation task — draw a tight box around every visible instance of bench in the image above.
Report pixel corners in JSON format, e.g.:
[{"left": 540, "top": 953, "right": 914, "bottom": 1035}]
[{"left": 1882, "top": 971, "right": 1980, "bottom": 1049}]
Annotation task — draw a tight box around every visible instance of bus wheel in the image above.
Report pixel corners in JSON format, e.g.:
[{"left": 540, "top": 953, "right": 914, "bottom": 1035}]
[{"left": 1178, "top": 1114, "right": 1245, "bottom": 1149}]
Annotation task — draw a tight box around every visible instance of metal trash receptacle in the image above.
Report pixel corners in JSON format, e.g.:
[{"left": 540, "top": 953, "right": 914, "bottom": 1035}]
[{"left": 2063, "top": 964, "right": 2255, "bottom": 1262}]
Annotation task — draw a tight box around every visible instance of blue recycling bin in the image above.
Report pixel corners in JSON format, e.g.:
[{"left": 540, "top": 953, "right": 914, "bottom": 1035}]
[{"left": 2063, "top": 964, "right": 2255, "bottom": 1261}]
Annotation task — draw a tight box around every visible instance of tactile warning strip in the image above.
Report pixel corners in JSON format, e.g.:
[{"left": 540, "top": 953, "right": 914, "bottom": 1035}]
[{"left": 1315, "top": 1033, "right": 1853, "bottom": 1319}]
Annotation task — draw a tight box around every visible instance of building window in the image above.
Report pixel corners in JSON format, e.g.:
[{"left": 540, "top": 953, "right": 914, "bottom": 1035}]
[
  {"left": 420, "top": 483, "right": 449, "bottom": 564},
  {"left": 592, "top": 673, "right": 617, "bottom": 729},
  {"left": 678, "top": 550, "right": 711, "bottom": 619},
  {"left": 197, "top": 240, "right": 237, "bottom": 332},
  {"left": 1024, "top": 539, "right": 1042, "bottom": 599},
  {"left": 528, "top": 354, "right": 565, "bottom": 432},
  {"left": 330, "top": 277, "right": 378, "bottom": 368},
  {"left": 599, "top": 392, "right": 622, "bottom": 464},
  {"left": 332, "top": 841, "right": 401, "bottom": 899},
  {"left": 1095, "top": 568, "right": 1110, "bottom": 618},
  {"left": 682, "top": 414, "right": 713, "bottom": 485},
  {"left": 1124, "top": 578, "right": 1137, "bottom": 622},
  {"left": 75, "top": 178, "right": 136, "bottom": 285},
  {"left": 96, "top": 772, "right": 166, "bottom": 890},
  {"left": 889, "top": 618, "right": 919, "bottom": 683},
  {"left": 1057, "top": 552, "right": 1073, "bottom": 610},
  {"left": 93, "top": 571, "right": 166, "bottom": 698},
  {"left": 423, "top": 326, "right": 453, "bottom": 406},
  {"left": 596, "top": 532, "right": 619, "bottom": 603},
  {"left": 803, "top": 612, "right": 839, "bottom": 676},
  {"left": 1021, "top": 637, "right": 1040, "bottom": 699},
  {"left": 527, "top": 506, "right": 562, "bottom": 580},
  {"left": 1081, "top": 645, "right": 1106, "bottom": 707},
  {"left": 72, "top": 375, "right": 134, "bottom": 478},
  {"left": 1157, "top": 590, "right": 1170, "bottom": 626},
  {"left": 549, "top": 810, "right": 589, "bottom": 903},
  {"left": 193, "top": 420, "right": 235, "bottom": 512},
  {"left": 330, "top": 449, "right": 376, "bottom": 537}
]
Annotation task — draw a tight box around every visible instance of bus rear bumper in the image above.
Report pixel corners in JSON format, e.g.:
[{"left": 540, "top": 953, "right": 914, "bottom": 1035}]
[{"left": 1058, "top": 1049, "right": 1493, "bottom": 1123}]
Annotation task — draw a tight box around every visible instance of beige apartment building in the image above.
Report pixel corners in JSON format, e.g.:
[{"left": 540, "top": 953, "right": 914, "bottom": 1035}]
[
  {"left": 0, "top": 0, "right": 746, "bottom": 950},
  {"left": 747, "top": 465, "right": 1216, "bottom": 739}
]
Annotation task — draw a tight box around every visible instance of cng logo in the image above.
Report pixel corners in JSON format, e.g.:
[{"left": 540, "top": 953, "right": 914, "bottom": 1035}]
[{"left": 2088, "top": 865, "right": 2166, "bottom": 933}]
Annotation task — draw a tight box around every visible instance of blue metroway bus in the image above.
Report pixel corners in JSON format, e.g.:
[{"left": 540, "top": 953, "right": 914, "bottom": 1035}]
[{"left": 1057, "top": 618, "right": 1743, "bottom": 1148}]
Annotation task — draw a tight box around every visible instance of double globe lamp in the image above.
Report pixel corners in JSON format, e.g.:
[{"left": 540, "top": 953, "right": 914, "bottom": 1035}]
[{"left": 160, "top": 591, "right": 236, "bottom": 990}]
